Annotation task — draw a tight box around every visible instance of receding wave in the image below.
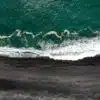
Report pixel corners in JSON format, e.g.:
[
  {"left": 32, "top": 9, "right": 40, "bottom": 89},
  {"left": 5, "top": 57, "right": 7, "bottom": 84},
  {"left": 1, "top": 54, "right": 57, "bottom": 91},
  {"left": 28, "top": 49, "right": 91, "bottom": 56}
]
[{"left": 0, "top": 28, "right": 99, "bottom": 61}]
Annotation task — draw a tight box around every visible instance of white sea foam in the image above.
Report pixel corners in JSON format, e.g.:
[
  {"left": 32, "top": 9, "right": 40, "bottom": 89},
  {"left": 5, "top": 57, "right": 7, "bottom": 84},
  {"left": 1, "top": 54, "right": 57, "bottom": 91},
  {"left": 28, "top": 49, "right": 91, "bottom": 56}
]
[
  {"left": 0, "top": 47, "right": 44, "bottom": 58},
  {"left": 44, "top": 36, "right": 100, "bottom": 60},
  {"left": 0, "top": 34, "right": 100, "bottom": 61}
]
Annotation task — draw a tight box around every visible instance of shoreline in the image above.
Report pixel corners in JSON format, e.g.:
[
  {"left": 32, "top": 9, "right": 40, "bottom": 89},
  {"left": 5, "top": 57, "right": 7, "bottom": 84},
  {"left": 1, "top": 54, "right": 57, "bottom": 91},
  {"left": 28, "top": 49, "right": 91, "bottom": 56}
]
[{"left": 0, "top": 55, "right": 100, "bottom": 66}]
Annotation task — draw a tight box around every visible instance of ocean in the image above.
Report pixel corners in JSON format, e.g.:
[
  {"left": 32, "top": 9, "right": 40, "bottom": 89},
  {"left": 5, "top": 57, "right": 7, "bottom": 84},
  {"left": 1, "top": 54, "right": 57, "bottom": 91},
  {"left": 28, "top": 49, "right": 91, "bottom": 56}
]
[
  {"left": 0, "top": 0, "right": 100, "bottom": 100},
  {"left": 0, "top": 0, "right": 100, "bottom": 60}
]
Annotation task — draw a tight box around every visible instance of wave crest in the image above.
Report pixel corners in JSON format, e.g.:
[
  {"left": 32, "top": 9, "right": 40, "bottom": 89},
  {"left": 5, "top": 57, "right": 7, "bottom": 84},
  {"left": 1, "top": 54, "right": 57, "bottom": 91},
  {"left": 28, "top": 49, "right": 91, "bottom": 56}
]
[{"left": 0, "top": 28, "right": 98, "bottom": 48}]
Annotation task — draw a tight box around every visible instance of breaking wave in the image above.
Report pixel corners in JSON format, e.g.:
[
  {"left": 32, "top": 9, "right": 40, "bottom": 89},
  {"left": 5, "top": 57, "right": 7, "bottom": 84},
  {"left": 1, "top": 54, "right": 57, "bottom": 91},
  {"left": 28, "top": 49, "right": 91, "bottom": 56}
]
[{"left": 0, "top": 28, "right": 99, "bottom": 61}]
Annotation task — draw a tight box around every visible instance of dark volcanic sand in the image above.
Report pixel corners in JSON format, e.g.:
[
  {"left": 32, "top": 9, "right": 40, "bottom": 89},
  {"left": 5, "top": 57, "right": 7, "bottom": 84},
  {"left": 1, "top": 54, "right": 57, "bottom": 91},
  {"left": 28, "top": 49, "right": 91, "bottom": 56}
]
[{"left": 0, "top": 56, "right": 100, "bottom": 100}]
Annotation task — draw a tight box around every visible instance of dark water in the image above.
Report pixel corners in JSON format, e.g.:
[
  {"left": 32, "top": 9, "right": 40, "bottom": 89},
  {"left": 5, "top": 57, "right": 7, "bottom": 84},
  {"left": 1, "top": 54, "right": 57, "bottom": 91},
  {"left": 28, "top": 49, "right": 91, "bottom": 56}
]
[{"left": 0, "top": 0, "right": 100, "bottom": 33}]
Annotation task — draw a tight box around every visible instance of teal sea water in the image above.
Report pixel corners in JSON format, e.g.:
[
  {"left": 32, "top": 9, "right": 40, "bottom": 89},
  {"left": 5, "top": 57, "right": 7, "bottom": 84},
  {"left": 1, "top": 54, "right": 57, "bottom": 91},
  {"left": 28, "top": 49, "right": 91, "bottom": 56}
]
[{"left": 0, "top": 0, "right": 100, "bottom": 60}]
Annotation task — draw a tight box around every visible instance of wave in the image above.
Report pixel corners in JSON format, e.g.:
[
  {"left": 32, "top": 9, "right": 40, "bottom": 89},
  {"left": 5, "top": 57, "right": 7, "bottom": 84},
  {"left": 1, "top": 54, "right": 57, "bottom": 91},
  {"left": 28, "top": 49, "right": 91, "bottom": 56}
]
[
  {"left": 0, "top": 28, "right": 99, "bottom": 61},
  {"left": 0, "top": 36, "right": 99, "bottom": 61},
  {"left": 47, "top": 37, "right": 100, "bottom": 60},
  {"left": 0, "top": 27, "right": 98, "bottom": 47}
]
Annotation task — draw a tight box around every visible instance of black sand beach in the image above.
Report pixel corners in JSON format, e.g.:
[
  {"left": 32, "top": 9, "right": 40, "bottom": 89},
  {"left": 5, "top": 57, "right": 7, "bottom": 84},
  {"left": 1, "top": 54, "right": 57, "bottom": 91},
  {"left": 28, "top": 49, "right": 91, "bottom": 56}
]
[{"left": 0, "top": 56, "right": 100, "bottom": 100}]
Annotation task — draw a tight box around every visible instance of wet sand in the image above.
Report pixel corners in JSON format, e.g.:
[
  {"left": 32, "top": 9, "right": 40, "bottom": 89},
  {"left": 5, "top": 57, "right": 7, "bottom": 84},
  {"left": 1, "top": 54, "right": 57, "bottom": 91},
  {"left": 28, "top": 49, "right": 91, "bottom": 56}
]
[{"left": 0, "top": 56, "right": 100, "bottom": 100}]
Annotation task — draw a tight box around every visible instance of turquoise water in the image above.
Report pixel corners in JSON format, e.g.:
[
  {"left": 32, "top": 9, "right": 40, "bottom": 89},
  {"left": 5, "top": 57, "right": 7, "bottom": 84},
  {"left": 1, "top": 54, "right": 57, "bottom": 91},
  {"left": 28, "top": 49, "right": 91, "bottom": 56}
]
[{"left": 0, "top": 0, "right": 100, "bottom": 60}]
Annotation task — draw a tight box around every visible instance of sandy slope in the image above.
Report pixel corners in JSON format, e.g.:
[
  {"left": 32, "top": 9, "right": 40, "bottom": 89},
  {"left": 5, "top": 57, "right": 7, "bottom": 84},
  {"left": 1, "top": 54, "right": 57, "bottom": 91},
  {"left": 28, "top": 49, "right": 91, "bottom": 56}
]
[{"left": 0, "top": 57, "right": 100, "bottom": 100}]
